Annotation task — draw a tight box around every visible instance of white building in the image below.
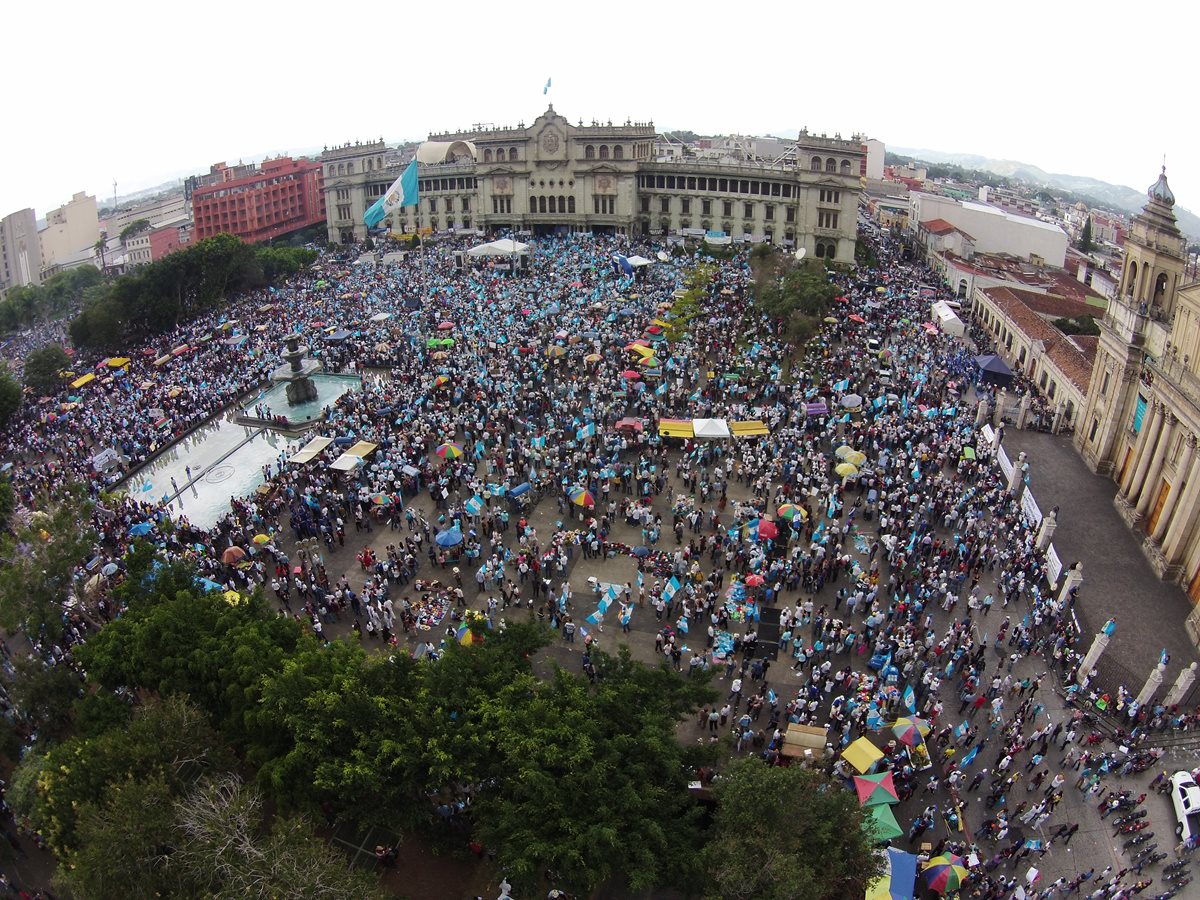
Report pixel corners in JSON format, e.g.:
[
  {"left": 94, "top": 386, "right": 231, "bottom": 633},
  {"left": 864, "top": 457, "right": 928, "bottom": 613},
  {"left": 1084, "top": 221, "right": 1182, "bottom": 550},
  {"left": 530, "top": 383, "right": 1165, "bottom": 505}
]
[
  {"left": 909, "top": 191, "right": 1068, "bottom": 267},
  {"left": 39, "top": 191, "right": 99, "bottom": 276},
  {"left": 864, "top": 138, "right": 885, "bottom": 180}
]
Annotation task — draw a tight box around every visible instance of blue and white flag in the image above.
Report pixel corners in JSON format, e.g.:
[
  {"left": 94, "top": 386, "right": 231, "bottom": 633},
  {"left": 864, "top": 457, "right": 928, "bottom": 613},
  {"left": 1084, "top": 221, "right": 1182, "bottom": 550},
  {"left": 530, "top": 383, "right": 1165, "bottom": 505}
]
[
  {"left": 662, "top": 576, "right": 681, "bottom": 601},
  {"left": 636, "top": 570, "right": 644, "bottom": 589},
  {"left": 904, "top": 684, "right": 916, "bottom": 713},
  {"left": 543, "top": 76, "right": 552, "bottom": 95},
  {"left": 613, "top": 254, "right": 634, "bottom": 276},
  {"left": 961, "top": 744, "right": 980, "bottom": 767},
  {"left": 954, "top": 720, "right": 968, "bottom": 738},
  {"left": 363, "top": 159, "right": 419, "bottom": 228}
]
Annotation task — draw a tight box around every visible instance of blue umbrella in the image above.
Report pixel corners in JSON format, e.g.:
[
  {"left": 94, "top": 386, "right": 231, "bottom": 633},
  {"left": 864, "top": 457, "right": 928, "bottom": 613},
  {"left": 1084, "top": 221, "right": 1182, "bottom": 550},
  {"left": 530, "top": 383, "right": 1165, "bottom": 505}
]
[
  {"left": 128, "top": 522, "right": 153, "bottom": 537},
  {"left": 435, "top": 528, "right": 463, "bottom": 548}
]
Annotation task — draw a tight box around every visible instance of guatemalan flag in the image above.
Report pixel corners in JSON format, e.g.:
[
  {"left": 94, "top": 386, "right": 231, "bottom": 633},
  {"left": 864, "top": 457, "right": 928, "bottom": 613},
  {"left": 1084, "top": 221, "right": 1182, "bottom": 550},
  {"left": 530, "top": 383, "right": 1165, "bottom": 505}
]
[
  {"left": 903, "top": 684, "right": 916, "bottom": 713},
  {"left": 363, "top": 159, "right": 419, "bottom": 229},
  {"left": 613, "top": 254, "right": 634, "bottom": 276}
]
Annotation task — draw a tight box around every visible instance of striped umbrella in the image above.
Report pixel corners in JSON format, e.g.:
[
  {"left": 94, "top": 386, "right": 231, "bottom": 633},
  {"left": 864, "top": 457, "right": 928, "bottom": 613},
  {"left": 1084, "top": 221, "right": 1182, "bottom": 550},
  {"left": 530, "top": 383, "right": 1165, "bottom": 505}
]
[
  {"left": 891, "top": 716, "right": 930, "bottom": 747},
  {"left": 568, "top": 486, "right": 595, "bottom": 508},
  {"left": 922, "top": 854, "right": 969, "bottom": 893},
  {"left": 435, "top": 442, "right": 464, "bottom": 460},
  {"left": 776, "top": 503, "right": 807, "bottom": 521}
]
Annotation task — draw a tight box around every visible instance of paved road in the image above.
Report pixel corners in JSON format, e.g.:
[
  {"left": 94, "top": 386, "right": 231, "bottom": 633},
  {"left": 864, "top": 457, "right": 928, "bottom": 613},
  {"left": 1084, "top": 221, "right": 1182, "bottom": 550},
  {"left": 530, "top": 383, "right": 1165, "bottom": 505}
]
[{"left": 1003, "top": 428, "right": 1200, "bottom": 687}]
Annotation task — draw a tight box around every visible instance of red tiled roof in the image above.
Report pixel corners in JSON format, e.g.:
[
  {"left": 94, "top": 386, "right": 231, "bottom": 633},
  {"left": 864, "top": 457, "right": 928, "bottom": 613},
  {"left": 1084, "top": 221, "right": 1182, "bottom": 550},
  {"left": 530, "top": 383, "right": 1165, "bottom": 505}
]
[
  {"left": 981, "top": 287, "right": 1095, "bottom": 392},
  {"left": 921, "top": 218, "right": 955, "bottom": 235}
]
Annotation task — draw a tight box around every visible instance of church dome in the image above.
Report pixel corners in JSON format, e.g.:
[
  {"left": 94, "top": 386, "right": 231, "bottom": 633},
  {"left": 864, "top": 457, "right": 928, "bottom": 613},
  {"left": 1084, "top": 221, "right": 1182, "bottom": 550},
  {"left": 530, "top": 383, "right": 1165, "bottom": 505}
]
[{"left": 1148, "top": 167, "right": 1175, "bottom": 207}]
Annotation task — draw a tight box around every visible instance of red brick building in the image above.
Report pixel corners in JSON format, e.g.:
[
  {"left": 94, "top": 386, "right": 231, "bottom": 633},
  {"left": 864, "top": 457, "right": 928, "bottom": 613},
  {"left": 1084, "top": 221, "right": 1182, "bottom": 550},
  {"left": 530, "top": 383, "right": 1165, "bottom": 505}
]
[
  {"left": 148, "top": 221, "right": 192, "bottom": 261},
  {"left": 192, "top": 157, "right": 325, "bottom": 243}
]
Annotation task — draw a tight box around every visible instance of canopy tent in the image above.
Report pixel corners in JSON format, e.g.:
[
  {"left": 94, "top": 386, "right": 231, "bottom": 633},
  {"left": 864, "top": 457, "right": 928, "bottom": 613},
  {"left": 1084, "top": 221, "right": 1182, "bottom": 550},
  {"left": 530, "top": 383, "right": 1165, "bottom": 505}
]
[
  {"left": 328, "top": 453, "right": 364, "bottom": 472},
  {"left": 866, "top": 804, "right": 903, "bottom": 842},
  {"left": 466, "top": 238, "right": 529, "bottom": 257},
  {"left": 974, "top": 353, "right": 1014, "bottom": 387},
  {"left": 779, "top": 723, "right": 828, "bottom": 759},
  {"left": 106, "top": 357, "right": 131, "bottom": 367},
  {"left": 625, "top": 255, "right": 653, "bottom": 267},
  {"left": 70, "top": 373, "right": 96, "bottom": 388},
  {"left": 930, "top": 300, "right": 965, "bottom": 338},
  {"left": 345, "top": 440, "right": 379, "bottom": 458},
  {"left": 289, "top": 435, "right": 334, "bottom": 464},
  {"left": 867, "top": 848, "right": 919, "bottom": 900},
  {"left": 730, "top": 420, "right": 769, "bottom": 437},
  {"left": 842, "top": 736, "right": 883, "bottom": 773},
  {"left": 658, "top": 419, "right": 694, "bottom": 438},
  {"left": 153, "top": 355, "right": 172, "bottom": 367},
  {"left": 693, "top": 418, "right": 731, "bottom": 439},
  {"left": 853, "top": 771, "right": 900, "bottom": 807},
  {"left": 325, "top": 329, "right": 352, "bottom": 342}
]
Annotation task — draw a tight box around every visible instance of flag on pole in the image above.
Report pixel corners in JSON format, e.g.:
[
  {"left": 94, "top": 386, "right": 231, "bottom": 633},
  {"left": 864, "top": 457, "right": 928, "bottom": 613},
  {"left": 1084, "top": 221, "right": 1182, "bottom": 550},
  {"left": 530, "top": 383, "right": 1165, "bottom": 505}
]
[
  {"left": 544, "top": 77, "right": 552, "bottom": 95},
  {"left": 961, "top": 744, "right": 980, "bottom": 767},
  {"left": 903, "top": 684, "right": 916, "bottom": 713},
  {"left": 363, "top": 159, "right": 419, "bottom": 228}
]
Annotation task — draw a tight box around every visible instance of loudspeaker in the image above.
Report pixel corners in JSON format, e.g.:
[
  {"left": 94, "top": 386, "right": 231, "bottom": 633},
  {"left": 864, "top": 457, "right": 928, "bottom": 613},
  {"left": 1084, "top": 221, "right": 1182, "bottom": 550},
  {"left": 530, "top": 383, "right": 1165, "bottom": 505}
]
[{"left": 453, "top": 252, "right": 464, "bottom": 271}]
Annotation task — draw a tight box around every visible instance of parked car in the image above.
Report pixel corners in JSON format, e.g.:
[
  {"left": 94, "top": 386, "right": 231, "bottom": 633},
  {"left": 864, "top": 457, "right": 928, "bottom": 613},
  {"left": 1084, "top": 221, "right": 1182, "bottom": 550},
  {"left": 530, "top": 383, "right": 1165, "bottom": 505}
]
[{"left": 1169, "top": 770, "right": 1200, "bottom": 844}]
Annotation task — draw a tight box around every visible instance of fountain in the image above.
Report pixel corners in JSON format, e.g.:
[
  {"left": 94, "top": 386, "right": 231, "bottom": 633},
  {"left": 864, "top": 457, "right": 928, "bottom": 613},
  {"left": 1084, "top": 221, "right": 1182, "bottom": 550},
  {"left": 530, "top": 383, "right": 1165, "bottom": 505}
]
[{"left": 272, "top": 332, "right": 321, "bottom": 405}]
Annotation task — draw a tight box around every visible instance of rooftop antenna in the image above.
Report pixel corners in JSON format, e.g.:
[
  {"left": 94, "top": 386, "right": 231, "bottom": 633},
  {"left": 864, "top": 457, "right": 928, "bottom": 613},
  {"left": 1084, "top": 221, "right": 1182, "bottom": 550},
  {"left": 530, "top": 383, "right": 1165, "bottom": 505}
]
[{"left": 112, "top": 179, "right": 117, "bottom": 210}]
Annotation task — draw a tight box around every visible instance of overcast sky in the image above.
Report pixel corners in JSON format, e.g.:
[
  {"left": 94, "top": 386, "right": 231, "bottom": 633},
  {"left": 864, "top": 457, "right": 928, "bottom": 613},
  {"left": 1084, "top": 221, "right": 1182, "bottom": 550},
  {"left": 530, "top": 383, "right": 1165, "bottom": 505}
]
[{"left": 3, "top": 0, "right": 1195, "bottom": 216}]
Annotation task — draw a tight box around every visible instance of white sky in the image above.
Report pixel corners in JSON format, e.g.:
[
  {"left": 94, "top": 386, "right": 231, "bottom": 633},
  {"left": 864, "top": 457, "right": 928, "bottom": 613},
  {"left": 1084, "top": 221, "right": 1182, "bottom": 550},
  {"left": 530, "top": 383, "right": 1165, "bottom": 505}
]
[{"left": 3, "top": 0, "right": 1196, "bottom": 216}]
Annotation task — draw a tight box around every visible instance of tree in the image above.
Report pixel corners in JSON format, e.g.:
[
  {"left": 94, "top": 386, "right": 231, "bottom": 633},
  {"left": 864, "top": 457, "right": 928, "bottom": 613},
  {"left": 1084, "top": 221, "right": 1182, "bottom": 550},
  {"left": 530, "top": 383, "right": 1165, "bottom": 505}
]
[
  {"left": 702, "top": 760, "right": 883, "bottom": 900},
  {"left": 0, "top": 371, "right": 21, "bottom": 428},
  {"left": 22, "top": 344, "right": 70, "bottom": 396},
  {"left": 0, "top": 484, "right": 97, "bottom": 634},
  {"left": 1079, "top": 216, "right": 1094, "bottom": 253},
  {"left": 119, "top": 219, "right": 151, "bottom": 244},
  {"left": 7, "top": 655, "right": 83, "bottom": 744}
]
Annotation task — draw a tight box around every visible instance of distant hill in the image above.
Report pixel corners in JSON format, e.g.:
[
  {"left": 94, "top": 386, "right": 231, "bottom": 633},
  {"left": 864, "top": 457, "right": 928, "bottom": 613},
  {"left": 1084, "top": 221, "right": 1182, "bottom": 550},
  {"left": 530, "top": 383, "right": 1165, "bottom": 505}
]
[{"left": 892, "top": 146, "right": 1200, "bottom": 241}]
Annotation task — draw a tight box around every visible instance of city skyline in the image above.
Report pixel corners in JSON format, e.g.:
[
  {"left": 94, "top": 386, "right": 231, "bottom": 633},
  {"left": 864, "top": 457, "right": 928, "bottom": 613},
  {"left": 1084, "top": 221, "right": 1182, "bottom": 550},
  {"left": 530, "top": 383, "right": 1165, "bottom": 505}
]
[{"left": 3, "top": 0, "right": 1196, "bottom": 215}]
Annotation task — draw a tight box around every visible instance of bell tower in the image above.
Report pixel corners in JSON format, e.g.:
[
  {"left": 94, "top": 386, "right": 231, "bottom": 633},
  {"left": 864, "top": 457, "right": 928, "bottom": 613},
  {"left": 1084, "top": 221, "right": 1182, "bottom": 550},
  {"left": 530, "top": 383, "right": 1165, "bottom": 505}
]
[{"left": 1076, "top": 167, "right": 1186, "bottom": 477}]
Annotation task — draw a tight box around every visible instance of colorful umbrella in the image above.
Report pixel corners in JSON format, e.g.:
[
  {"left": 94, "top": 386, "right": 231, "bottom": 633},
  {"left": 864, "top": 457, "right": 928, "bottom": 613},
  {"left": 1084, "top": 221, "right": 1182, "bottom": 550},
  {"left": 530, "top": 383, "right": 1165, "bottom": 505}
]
[
  {"left": 853, "top": 771, "right": 900, "bottom": 807},
  {"left": 638, "top": 356, "right": 660, "bottom": 367},
  {"left": 922, "top": 855, "right": 969, "bottom": 893},
  {"left": 891, "top": 716, "right": 930, "bottom": 747},
  {"left": 252, "top": 533, "right": 271, "bottom": 545},
  {"left": 744, "top": 518, "right": 778, "bottom": 541},
  {"left": 545, "top": 345, "right": 566, "bottom": 358},
  {"left": 776, "top": 503, "right": 807, "bottom": 521},
  {"left": 867, "top": 804, "right": 903, "bottom": 841},
  {"left": 455, "top": 622, "right": 479, "bottom": 646},
  {"left": 568, "top": 486, "right": 595, "bottom": 507},
  {"left": 221, "top": 546, "right": 246, "bottom": 565},
  {"left": 834, "top": 462, "right": 860, "bottom": 478},
  {"left": 434, "top": 375, "right": 451, "bottom": 388},
  {"left": 371, "top": 493, "right": 392, "bottom": 505},
  {"left": 584, "top": 353, "right": 602, "bottom": 363},
  {"left": 435, "top": 442, "right": 464, "bottom": 460}
]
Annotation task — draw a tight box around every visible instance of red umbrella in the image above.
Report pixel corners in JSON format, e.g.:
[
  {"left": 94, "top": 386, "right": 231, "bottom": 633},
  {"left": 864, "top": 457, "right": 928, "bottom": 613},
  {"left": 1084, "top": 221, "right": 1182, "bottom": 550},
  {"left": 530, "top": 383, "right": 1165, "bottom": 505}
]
[
  {"left": 621, "top": 369, "right": 640, "bottom": 380},
  {"left": 645, "top": 325, "right": 663, "bottom": 334},
  {"left": 757, "top": 520, "right": 780, "bottom": 540},
  {"left": 849, "top": 314, "right": 866, "bottom": 324},
  {"left": 744, "top": 574, "right": 765, "bottom": 587},
  {"left": 438, "top": 321, "right": 454, "bottom": 330},
  {"left": 614, "top": 417, "right": 644, "bottom": 432}
]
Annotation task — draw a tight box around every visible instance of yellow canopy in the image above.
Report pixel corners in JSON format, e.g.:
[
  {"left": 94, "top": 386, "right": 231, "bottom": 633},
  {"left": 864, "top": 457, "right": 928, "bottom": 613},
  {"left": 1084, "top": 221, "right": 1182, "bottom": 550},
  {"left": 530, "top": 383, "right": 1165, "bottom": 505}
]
[
  {"left": 658, "top": 419, "right": 694, "bottom": 438},
  {"left": 628, "top": 344, "right": 655, "bottom": 357},
  {"left": 730, "top": 420, "right": 769, "bottom": 437},
  {"left": 71, "top": 373, "right": 96, "bottom": 388},
  {"left": 107, "top": 357, "right": 131, "bottom": 367},
  {"left": 346, "top": 440, "right": 378, "bottom": 458},
  {"left": 842, "top": 736, "right": 884, "bottom": 773},
  {"left": 289, "top": 435, "right": 334, "bottom": 464}
]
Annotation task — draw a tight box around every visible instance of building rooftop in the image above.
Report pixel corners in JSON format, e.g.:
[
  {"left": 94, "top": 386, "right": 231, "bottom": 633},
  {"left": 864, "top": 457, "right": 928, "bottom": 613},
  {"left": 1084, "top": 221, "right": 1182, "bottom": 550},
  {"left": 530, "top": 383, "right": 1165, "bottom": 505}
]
[{"left": 982, "top": 286, "right": 1096, "bottom": 391}]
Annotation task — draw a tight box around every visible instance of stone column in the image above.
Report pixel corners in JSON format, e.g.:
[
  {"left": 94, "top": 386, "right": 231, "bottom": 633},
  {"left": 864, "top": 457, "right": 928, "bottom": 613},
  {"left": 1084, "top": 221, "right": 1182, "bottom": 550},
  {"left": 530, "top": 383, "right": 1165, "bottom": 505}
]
[
  {"left": 1076, "top": 628, "right": 1110, "bottom": 687},
  {"left": 1058, "top": 561, "right": 1083, "bottom": 602},
  {"left": 1161, "top": 439, "right": 1200, "bottom": 563},
  {"left": 1136, "top": 413, "right": 1176, "bottom": 517},
  {"left": 1123, "top": 400, "right": 1163, "bottom": 499},
  {"left": 1152, "top": 433, "right": 1196, "bottom": 543},
  {"left": 976, "top": 399, "right": 988, "bottom": 427},
  {"left": 1052, "top": 403, "right": 1066, "bottom": 434},
  {"left": 1035, "top": 507, "right": 1059, "bottom": 552},
  {"left": 1007, "top": 450, "right": 1027, "bottom": 498},
  {"left": 1163, "top": 661, "right": 1198, "bottom": 708},
  {"left": 1017, "top": 393, "right": 1032, "bottom": 430},
  {"left": 993, "top": 389, "right": 1007, "bottom": 426},
  {"left": 1136, "top": 662, "right": 1166, "bottom": 706}
]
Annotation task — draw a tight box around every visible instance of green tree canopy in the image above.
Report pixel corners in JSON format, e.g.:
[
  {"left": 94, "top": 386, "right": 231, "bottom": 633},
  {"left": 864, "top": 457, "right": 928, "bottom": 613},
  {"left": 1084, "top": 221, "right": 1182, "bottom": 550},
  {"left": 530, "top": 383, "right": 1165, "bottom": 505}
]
[
  {"left": 702, "top": 759, "right": 883, "bottom": 900},
  {"left": 119, "top": 219, "right": 151, "bottom": 243},
  {"left": 0, "top": 371, "right": 21, "bottom": 429},
  {"left": 22, "top": 344, "right": 71, "bottom": 396}
]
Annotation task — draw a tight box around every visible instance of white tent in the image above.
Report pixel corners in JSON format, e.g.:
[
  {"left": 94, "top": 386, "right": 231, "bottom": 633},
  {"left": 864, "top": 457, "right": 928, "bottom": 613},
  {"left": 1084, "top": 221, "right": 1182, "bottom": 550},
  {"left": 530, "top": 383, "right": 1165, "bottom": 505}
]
[
  {"left": 692, "top": 418, "right": 731, "bottom": 439},
  {"left": 930, "top": 300, "right": 965, "bottom": 338},
  {"left": 626, "top": 255, "right": 653, "bottom": 267},
  {"left": 466, "top": 238, "right": 530, "bottom": 258}
]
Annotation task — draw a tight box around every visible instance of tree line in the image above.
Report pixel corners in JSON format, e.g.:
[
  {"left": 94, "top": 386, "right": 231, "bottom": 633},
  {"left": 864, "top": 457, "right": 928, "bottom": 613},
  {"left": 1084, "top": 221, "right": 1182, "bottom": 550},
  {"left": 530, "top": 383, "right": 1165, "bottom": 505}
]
[
  {"left": 0, "top": 492, "right": 881, "bottom": 899},
  {"left": 68, "top": 235, "right": 315, "bottom": 351}
]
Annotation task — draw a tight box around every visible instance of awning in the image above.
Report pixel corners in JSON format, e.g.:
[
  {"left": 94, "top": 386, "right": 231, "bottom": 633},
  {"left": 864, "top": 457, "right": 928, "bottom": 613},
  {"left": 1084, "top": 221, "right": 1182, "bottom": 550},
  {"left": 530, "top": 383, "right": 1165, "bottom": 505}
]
[
  {"left": 153, "top": 355, "right": 171, "bottom": 367},
  {"left": 289, "top": 435, "right": 334, "bottom": 464},
  {"left": 730, "top": 420, "right": 769, "bottom": 437},
  {"left": 70, "top": 373, "right": 96, "bottom": 388},
  {"left": 842, "top": 736, "right": 884, "bottom": 774},
  {"left": 658, "top": 418, "right": 694, "bottom": 438},
  {"left": 779, "top": 723, "right": 829, "bottom": 759},
  {"left": 692, "top": 418, "right": 731, "bottom": 439},
  {"left": 106, "top": 357, "right": 131, "bottom": 367},
  {"left": 328, "top": 453, "right": 363, "bottom": 472},
  {"left": 346, "top": 440, "right": 378, "bottom": 458}
]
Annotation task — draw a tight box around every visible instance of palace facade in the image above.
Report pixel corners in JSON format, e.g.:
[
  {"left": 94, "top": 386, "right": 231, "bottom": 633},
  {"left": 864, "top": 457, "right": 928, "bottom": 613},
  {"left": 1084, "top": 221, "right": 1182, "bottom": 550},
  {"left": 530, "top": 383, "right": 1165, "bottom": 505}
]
[{"left": 320, "top": 106, "right": 864, "bottom": 263}]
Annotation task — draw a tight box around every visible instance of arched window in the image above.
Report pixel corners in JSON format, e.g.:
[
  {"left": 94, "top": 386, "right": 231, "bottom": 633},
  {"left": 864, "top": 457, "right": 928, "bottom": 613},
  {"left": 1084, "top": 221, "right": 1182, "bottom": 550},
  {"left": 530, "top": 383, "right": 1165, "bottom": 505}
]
[
  {"left": 347, "top": 162, "right": 354, "bottom": 174},
  {"left": 509, "top": 147, "right": 518, "bottom": 161},
  {"left": 484, "top": 149, "right": 493, "bottom": 162},
  {"left": 810, "top": 156, "right": 822, "bottom": 171},
  {"left": 558, "top": 196, "right": 566, "bottom": 214},
  {"left": 568, "top": 197, "right": 576, "bottom": 213},
  {"left": 539, "top": 196, "right": 547, "bottom": 213},
  {"left": 585, "top": 145, "right": 595, "bottom": 160},
  {"left": 327, "top": 165, "right": 335, "bottom": 176},
  {"left": 825, "top": 158, "right": 836, "bottom": 173},
  {"left": 840, "top": 160, "right": 851, "bottom": 174},
  {"left": 613, "top": 145, "right": 624, "bottom": 160},
  {"left": 1127, "top": 261, "right": 1138, "bottom": 296},
  {"left": 1154, "top": 272, "right": 1169, "bottom": 304},
  {"left": 599, "top": 145, "right": 609, "bottom": 160},
  {"left": 366, "top": 159, "right": 373, "bottom": 172},
  {"left": 337, "top": 163, "right": 345, "bottom": 175},
  {"left": 548, "top": 196, "right": 557, "bottom": 214},
  {"left": 815, "top": 243, "right": 826, "bottom": 259}
]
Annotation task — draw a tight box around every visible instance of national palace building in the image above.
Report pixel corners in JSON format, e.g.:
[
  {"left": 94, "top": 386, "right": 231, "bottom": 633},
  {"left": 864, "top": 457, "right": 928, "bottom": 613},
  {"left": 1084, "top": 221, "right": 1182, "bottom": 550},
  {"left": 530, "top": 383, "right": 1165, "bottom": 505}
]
[{"left": 320, "top": 106, "right": 865, "bottom": 263}]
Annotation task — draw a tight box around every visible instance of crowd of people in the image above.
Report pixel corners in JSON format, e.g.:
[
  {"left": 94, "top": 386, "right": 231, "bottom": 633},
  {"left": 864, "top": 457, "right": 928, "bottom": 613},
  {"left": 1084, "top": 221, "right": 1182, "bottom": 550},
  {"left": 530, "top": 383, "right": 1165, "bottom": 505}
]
[{"left": 0, "top": 222, "right": 1198, "bottom": 898}]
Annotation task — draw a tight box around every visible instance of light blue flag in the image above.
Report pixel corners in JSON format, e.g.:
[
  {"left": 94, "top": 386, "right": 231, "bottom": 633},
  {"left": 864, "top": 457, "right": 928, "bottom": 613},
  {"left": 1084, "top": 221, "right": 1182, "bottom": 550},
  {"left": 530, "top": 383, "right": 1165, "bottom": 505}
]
[
  {"left": 904, "top": 684, "right": 916, "bottom": 713},
  {"left": 636, "top": 570, "right": 644, "bottom": 588},
  {"left": 363, "top": 159, "right": 419, "bottom": 228},
  {"left": 961, "top": 744, "right": 980, "bottom": 767},
  {"left": 543, "top": 76, "right": 552, "bottom": 95}
]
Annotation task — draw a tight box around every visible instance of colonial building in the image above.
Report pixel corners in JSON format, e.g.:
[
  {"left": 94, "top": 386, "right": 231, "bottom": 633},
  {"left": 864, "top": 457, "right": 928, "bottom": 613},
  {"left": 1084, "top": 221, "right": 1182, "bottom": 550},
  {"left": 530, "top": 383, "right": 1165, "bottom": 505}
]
[
  {"left": 321, "top": 106, "right": 863, "bottom": 262},
  {"left": 1075, "top": 168, "right": 1200, "bottom": 620}
]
